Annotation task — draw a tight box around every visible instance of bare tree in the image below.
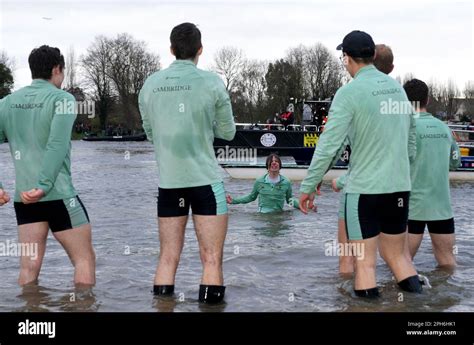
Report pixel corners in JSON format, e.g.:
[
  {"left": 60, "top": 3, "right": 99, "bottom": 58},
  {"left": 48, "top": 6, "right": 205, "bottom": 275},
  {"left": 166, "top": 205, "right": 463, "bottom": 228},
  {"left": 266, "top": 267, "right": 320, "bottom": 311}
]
[
  {"left": 285, "top": 45, "right": 307, "bottom": 98},
  {"left": 399, "top": 73, "right": 416, "bottom": 86},
  {"left": 463, "top": 80, "right": 474, "bottom": 98},
  {"left": 0, "top": 51, "right": 16, "bottom": 96},
  {"left": 0, "top": 50, "right": 16, "bottom": 72},
  {"left": 211, "top": 46, "right": 245, "bottom": 92},
  {"left": 446, "top": 78, "right": 460, "bottom": 119},
  {"left": 81, "top": 36, "right": 115, "bottom": 131},
  {"left": 233, "top": 59, "right": 268, "bottom": 122},
  {"left": 65, "top": 46, "right": 77, "bottom": 89},
  {"left": 105, "top": 33, "right": 161, "bottom": 129},
  {"left": 427, "top": 78, "right": 461, "bottom": 118},
  {"left": 286, "top": 43, "right": 344, "bottom": 100}
]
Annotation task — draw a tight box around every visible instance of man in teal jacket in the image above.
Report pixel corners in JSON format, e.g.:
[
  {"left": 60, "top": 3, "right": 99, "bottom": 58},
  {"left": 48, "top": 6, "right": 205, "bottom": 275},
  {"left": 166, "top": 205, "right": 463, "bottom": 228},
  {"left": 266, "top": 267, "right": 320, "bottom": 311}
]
[
  {"left": 0, "top": 45, "right": 95, "bottom": 286},
  {"left": 332, "top": 43, "right": 396, "bottom": 275},
  {"left": 299, "top": 30, "right": 422, "bottom": 297},
  {"left": 139, "top": 23, "right": 236, "bottom": 303},
  {"left": 403, "top": 79, "right": 460, "bottom": 268},
  {"left": 227, "top": 154, "right": 300, "bottom": 213}
]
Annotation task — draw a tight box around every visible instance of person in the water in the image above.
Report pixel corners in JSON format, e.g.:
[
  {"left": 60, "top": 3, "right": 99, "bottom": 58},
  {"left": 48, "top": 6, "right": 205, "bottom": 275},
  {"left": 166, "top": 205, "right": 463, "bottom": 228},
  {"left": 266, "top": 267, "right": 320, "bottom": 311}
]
[
  {"left": 139, "top": 23, "right": 235, "bottom": 304},
  {"left": 403, "top": 78, "right": 460, "bottom": 269},
  {"left": 332, "top": 43, "right": 396, "bottom": 275},
  {"left": 299, "top": 30, "right": 422, "bottom": 298},
  {"left": 0, "top": 45, "right": 95, "bottom": 287},
  {"left": 226, "top": 154, "right": 301, "bottom": 213}
]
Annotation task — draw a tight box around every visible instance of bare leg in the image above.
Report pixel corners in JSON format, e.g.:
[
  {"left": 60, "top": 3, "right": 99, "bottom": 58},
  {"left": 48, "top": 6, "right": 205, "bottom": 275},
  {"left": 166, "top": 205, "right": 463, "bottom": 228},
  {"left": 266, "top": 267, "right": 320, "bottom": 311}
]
[
  {"left": 406, "top": 233, "right": 424, "bottom": 260},
  {"left": 53, "top": 224, "right": 96, "bottom": 286},
  {"left": 430, "top": 233, "right": 456, "bottom": 269},
  {"left": 18, "top": 222, "right": 49, "bottom": 286},
  {"left": 352, "top": 237, "right": 378, "bottom": 290},
  {"left": 338, "top": 219, "right": 354, "bottom": 274},
  {"left": 379, "top": 232, "right": 417, "bottom": 282},
  {"left": 193, "top": 214, "right": 228, "bottom": 285},
  {"left": 154, "top": 216, "right": 187, "bottom": 285}
]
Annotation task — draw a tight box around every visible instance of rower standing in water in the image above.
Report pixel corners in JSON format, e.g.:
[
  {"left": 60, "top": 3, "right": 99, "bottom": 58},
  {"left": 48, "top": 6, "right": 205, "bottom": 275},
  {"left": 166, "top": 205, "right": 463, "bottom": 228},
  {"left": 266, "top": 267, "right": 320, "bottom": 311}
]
[
  {"left": 403, "top": 79, "right": 460, "bottom": 269},
  {"left": 332, "top": 43, "right": 395, "bottom": 274},
  {"left": 0, "top": 46, "right": 95, "bottom": 286},
  {"left": 226, "top": 154, "right": 301, "bottom": 213},
  {"left": 299, "top": 30, "right": 422, "bottom": 297},
  {"left": 139, "top": 23, "right": 236, "bottom": 304}
]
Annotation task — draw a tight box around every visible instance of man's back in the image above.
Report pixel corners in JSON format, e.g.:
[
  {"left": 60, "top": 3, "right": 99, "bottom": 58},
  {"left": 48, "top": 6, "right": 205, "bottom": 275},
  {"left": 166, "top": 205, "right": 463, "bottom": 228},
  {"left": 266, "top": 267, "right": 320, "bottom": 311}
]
[
  {"left": 335, "top": 65, "right": 415, "bottom": 194},
  {"left": 0, "top": 79, "right": 77, "bottom": 201},
  {"left": 139, "top": 60, "right": 235, "bottom": 189},
  {"left": 409, "top": 112, "right": 460, "bottom": 220}
]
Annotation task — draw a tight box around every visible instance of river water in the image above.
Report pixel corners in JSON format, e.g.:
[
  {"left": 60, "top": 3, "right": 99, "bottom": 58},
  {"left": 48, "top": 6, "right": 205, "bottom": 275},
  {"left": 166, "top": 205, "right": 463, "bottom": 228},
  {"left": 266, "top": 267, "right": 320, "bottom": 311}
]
[{"left": 0, "top": 141, "right": 472, "bottom": 312}]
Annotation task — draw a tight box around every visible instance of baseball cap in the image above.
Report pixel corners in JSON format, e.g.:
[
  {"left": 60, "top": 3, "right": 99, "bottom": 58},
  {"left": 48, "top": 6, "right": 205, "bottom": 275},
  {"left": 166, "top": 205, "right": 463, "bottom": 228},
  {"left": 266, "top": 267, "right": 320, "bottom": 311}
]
[{"left": 336, "top": 30, "right": 375, "bottom": 58}]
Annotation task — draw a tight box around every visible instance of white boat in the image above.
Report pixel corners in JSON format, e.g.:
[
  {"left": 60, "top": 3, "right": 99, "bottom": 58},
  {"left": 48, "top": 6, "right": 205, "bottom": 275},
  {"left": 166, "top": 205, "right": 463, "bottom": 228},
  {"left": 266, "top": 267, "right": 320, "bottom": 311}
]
[{"left": 222, "top": 164, "right": 474, "bottom": 182}]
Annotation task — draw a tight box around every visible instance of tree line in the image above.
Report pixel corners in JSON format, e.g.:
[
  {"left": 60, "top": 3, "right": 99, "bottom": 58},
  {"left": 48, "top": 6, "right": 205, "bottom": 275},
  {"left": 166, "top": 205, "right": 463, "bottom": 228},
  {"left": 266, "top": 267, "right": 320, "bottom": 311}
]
[{"left": 1, "top": 37, "right": 473, "bottom": 132}]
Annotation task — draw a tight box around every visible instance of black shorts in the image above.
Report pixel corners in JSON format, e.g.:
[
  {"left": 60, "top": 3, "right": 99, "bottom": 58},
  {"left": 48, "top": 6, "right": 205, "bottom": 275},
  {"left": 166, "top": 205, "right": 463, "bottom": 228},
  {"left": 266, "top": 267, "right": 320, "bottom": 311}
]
[
  {"left": 157, "top": 182, "right": 227, "bottom": 217},
  {"left": 14, "top": 196, "right": 90, "bottom": 232},
  {"left": 408, "top": 218, "right": 455, "bottom": 235},
  {"left": 344, "top": 191, "right": 409, "bottom": 240}
]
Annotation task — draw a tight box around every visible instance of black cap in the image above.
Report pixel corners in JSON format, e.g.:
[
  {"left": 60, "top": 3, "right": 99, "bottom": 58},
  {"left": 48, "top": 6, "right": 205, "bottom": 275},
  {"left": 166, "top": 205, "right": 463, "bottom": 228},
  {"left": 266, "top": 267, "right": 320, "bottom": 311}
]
[{"left": 336, "top": 30, "right": 375, "bottom": 58}]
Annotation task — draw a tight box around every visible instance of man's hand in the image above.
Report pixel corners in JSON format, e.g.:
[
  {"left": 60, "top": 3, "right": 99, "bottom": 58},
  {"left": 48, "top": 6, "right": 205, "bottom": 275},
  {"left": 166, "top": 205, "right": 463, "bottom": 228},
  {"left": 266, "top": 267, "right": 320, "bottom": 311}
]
[
  {"left": 299, "top": 192, "right": 316, "bottom": 214},
  {"left": 331, "top": 179, "right": 340, "bottom": 192},
  {"left": 316, "top": 182, "right": 322, "bottom": 196},
  {"left": 226, "top": 194, "right": 233, "bottom": 204},
  {"left": 0, "top": 189, "right": 11, "bottom": 206},
  {"left": 20, "top": 189, "right": 45, "bottom": 204}
]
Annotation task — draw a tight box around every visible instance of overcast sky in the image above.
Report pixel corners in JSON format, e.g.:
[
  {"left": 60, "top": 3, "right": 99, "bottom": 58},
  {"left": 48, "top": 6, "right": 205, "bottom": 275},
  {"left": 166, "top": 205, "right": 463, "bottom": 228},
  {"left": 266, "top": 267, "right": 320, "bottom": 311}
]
[{"left": 0, "top": 0, "right": 472, "bottom": 91}]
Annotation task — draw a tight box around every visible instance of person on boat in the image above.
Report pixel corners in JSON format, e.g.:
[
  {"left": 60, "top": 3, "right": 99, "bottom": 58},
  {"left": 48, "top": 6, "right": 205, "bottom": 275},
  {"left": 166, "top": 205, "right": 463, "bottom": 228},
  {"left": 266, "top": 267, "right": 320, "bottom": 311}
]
[
  {"left": 226, "top": 154, "right": 300, "bottom": 213},
  {"left": 299, "top": 30, "right": 421, "bottom": 298},
  {"left": 332, "top": 43, "right": 396, "bottom": 275},
  {"left": 279, "top": 111, "right": 294, "bottom": 130},
  {"left": 0, "top": 45, "right": 95, "bottom": 287},
  {"left": 302, "top": 103, "right": 313, "bottom": 128},
  {"left": 139, "top": 22, "right": 236, "bottom": 304},
  {"left": 403, "top": 78, "right": 460, "bottom": 269}
]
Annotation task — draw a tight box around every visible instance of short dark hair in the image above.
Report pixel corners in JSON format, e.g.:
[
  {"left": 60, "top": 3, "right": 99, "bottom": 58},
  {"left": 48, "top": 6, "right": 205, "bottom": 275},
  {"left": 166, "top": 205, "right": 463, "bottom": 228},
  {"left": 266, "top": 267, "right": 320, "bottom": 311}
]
[
  {"left": 170, "top": 23, "right": 202, "bottom": 60},
  {"left": 266, "top": 153, "right": 282, "bottom": 170},
  {"left": 352, "top": 55, "right": 375, "bottom": 64},
  {"left": 374, "top": 44, "right": 394, "bottom": 74},
  {"left": 28, "top": 45, "right": 65, "bottom": 80},
  {"left": 403, "top": 79, "right": 429, "bottom": 109}
]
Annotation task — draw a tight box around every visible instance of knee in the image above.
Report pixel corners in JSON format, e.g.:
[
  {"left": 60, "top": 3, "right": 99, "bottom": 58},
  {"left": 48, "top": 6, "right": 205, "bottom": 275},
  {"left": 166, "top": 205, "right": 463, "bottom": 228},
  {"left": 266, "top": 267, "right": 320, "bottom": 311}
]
[
  {"left": 355, "top": 259, "right": 376, "bottom": 273},
  {"left": 201, "top": 251, "right": 221, "bottom": 267},
  {"left": 73, "top": 248, "right": 96, "bottom": 268},
  {"left": 159, "top": 252, "right": 180, "bottom": 267}
]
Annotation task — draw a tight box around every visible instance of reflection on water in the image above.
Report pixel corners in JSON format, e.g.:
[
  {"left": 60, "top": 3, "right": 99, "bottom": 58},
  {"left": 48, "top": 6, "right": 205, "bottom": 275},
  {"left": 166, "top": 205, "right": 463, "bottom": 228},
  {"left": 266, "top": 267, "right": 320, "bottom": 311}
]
[
  {"left": 0, "top": 141, "right": 473, "bottom": 312},
  {"left": 153, "top": 296, "right": 178, "bottom": 313},
  {"left": 15, "top": 284, "right": 99, "bottom": 312},
  {"left": 250, "top": 211, "right": 294, "bottom": 237}
]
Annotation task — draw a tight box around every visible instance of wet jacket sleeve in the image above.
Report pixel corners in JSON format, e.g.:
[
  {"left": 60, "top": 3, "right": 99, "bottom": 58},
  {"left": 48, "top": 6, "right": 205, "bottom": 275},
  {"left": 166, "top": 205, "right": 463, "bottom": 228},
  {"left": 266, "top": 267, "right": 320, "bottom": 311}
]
[
  {"left": 139, "top": 88, "right": 153, "bottom": 143},
  {"left": 300, "top": 89, "right": 354, "bottom": 194},
  {"left": 213, "top": 79, "right": 236, "bottom": 141},
  {"left": 286, "top": 182, "right": 299, "bottom": 209},
  {"left": 408, "top": 112, "right": 417, "bottom": 163},
  {"left": 231, "top": 180, "right": 259, "bottom": 204},
  {"left": 449, "top": 134, "right": 461, "bottom": 171},
  {"left": 36, "top": 93, "right": 77, "bottom": 195},
  {"left": 335, "top": 173, "right": 347, "bottom": 190}
]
